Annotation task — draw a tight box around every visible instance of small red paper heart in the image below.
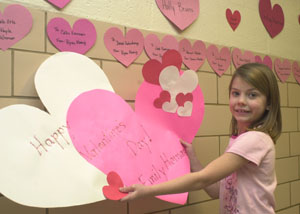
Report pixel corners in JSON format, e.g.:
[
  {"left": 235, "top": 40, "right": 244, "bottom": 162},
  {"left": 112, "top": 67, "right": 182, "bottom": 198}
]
[
  {"left": 298, "top": 15, "right": 300, "bottom": 25},
  {"left": 154, "top": 90, "right": 171, "bottom": 108},
  {"left": 142, "top": 50, "right": 182, "bottom": 85},
  {"left": 226, "top": 9, "right": 241, "bottom": 31},
  {"left": 102, "top": 171, "right": 127, "bottom": 201},
  {"left": 176, "top": 93, "right": 193, "bottom": 107}
]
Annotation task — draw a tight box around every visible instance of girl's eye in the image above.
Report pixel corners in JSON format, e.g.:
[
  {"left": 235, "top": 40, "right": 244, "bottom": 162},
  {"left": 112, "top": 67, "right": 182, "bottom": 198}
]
[
  {"left": 248, "top": 92, "right": 257, "bottom": 99},
  {"left": 231, "top": 91, "right": 239, "bottom": 97}
]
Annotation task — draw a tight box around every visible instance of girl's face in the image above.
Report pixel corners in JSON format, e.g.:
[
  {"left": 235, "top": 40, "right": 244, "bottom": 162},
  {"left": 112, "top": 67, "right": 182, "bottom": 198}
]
[{"left": 229, "top": 76, "right": 268, "bottom": 134}]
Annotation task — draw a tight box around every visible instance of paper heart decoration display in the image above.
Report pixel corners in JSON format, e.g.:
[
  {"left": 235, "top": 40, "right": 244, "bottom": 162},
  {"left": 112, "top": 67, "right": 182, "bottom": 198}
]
[
  {"left": 104, "top": 27, "right": 144, "bottom": 67},
  {"left": 255, "top": 55, "right": 273, "bottom": 70},
  {"left": 155, "top": 0, "right": 199, "bottom": 30},
  {"left": 47, "top": 17, "right": 97, "bottom": 54},
  {"left": 154, "top": 90, "right": 171, "bottom": 108},
  {"left": 46, "top": 0, "right": 71, "bottom": 9},
  {"left": 274, "top": 58, "right": 292, "bottom": 83},
  {"left": 0, "top": 4, "right": 33, "bottom": 51},
  {"left": 226, "top": 9, "right": 241, "bottom": 31},
  {"left": 232, "top": 48, "right": 255, "bottom": 68},
  {"left": 103, "top": 171, "right": 127, "bottom": 201},
  {"left": 259, "top": 0, "right": 284, "bottom": 38},
  {"left": 179, "top": 39, "right": 206, "bottom": 71},
  {"left": 144, "top": 34, "right": 178, "bottom": 61},
  {"left": 206, "top": 45, "right": 231, "bottom": 76},
  {"left": 292, "top": 61, "right": 300, "bottom": 84},
  {"left": 0, "top": 52, "right": 115, "bottom": 207}
]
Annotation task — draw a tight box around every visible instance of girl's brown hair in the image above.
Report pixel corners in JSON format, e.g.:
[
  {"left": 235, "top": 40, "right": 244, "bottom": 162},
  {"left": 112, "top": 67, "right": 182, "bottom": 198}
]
[{"left": 229, "top": 63, "right": 282, "bottom": 142}]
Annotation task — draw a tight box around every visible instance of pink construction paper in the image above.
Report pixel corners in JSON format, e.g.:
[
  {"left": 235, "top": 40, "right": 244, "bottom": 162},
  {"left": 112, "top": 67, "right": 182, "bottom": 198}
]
[
  {"left": 46, "top": 0, "right": 71, "bottom": 9},
  {"left": 47, "top": 17, "right": 97, "bottom": 54},
  {"left": 67, "top": 89, "right": 190, "bottom": 205},
  {"left": 103, "top": 171, "right": 127, "bottom": 201},
  {"left": 292, "top": 61, "right": 300, "bottom": 84},
  {"left": 259, "top": 0, "right": 284, "bottom": 38},
  {"left": 232, "top": 48, "right": 255, "bottom": 68},
  {"left": 226, "top": 9, "right": 241, "bottom": 31},
  {"left": 255, "top": 55, "right": 273, "bottom": 70},
  {"left": 206, "top": 45, "right": 231, "bottom": 76},
  {"left": 274, "top": 58, "right": 291, "bottom": 83},
  {"left": 0, "top": 4, "right": 33, "bottom": 51},
  {"left": 179, "top": 39, "right": 206, "bottom": 71},
  {"left": 155, "top": 0, "right": 199, "bottom": 30},
  {"left": 104, "top": 27, "right": 144, "bottom": 67},
  {"left": 144, "top": 34, "right": 178, "bottom": 61}
]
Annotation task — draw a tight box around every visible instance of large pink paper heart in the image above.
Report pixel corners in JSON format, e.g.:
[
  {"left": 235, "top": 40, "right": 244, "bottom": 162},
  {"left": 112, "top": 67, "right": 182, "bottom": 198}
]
[
  {"left": 67, "top": 89, "right": 190, "bottom": 204},
  {"left": 259, "top": 0, "right": 284, "bottom": 38},
  {"left": 0, "top": 4, "right": 33, "bottom": 51},
  {"left": 206, "top": 45, "right": 231, "bottom": 76},
  {"left": 226, "top": 9, "right": 241, "bottom": 31},
  {"left": 104, "top": 27, "right": 144, "bottom": 67},
  {"left": 47, "top": 0, "right": 71, "bottom": 9},
  {"left": 179, "top": 39, "right": 206, "bottom": 71},
  {"left": 292, "top": 61, "right": 300, "bottom": 84},
  {"left": 232, "top": 48, "right": 255, "bottom": 68},
  {"left": 47, "top": 17, "right": 97, "bottom": 54},
  {"left": 274, "top": 58, "right": 291, "bottom": 83},
  {"left": 144, "top": 34, "right": 178, "bottom": 61},
  {"left": 255, "top": 55, "right": 273, "bottom": 70}
]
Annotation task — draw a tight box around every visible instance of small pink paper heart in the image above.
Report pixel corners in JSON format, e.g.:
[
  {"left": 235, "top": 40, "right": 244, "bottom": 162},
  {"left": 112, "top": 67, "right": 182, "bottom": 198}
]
[
  {"left": 104, "top": 27, "right": 144, "bottom": 67},
  {"left": 232, "top": 48, "right": 255, "bottom": 68},
  {"left": 155, "top": 0, "right": 199, "bottom": 30},
  {"left": 255, "top": 55, "right": 273, "bottom": 70},
  {"left": 292, "top": 61, "right": 300, "bottom": 84},
  {"left": 259, "top": 0, "right": 284, "bottom": 38},
  {"left": 176, "top": 93, "right": 193, "bottom": 107},
  {"left": 0, "top": 4, "right": 33, "bottom": 51},
  {"left": 154, "top": 91, "right": 171, "bottom": 108},
  {"left": 206, "top": 45, "right": 231, "bottom": 76},
  {"left": 179, "top": 39, "right": 206, "bottom": 71},
  {"left": 226, "top": 9, "right": 241, "bottom": 31},
  {"left": 47, "top": 17, "right": 97, "bottom": 54},
  {"left": 274, "top": 58, "right": 291, "bottom": 82},
  {"left": 144, "top": 34, "right": 178, "bottom": 61},
  {"left": 103, "top": 171, "right": 128, "bottom": 201},
  {"left": 46, "top": 0, "right": 71, "bottom": 9}
]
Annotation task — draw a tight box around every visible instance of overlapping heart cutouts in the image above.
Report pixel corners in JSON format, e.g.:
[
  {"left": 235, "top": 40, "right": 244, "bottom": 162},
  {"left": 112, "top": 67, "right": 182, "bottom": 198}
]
[
  {"left": 0, "top": 4, "right": 33, "bottom": 51},
  {"left": 232, "top": 48, "right": 255, "bottom": 68},
  {"left": 255, "top": 55, "right": 273, "bottom": 70},
  {"left": 0, "top": 52, "right": 114, "bottom": 207}
]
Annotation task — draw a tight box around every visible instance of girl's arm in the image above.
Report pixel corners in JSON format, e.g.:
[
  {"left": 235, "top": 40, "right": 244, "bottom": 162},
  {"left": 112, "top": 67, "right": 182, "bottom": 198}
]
[{"left": 120, "top": 152, "right": 248, "bottom": 202}]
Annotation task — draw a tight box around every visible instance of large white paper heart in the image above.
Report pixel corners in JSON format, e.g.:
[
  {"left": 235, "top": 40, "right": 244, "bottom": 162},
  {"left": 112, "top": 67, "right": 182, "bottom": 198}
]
[{"left": 0, "top": 52, "right": 113, "bottom": 207}]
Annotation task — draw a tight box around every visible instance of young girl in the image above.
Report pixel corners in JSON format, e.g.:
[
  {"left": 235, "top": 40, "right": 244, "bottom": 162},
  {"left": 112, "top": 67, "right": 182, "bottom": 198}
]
[{"left": 120, "top": 63, "right": 282, "bottom": 214}]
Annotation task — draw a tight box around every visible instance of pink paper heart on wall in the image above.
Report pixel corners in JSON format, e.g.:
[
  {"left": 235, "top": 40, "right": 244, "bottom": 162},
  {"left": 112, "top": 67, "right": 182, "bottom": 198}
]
[
  {"left": 144, "top": 34, "right": 178, "bottom": 61},
  {"left": 179, "top": 39, "right": 206, "bottom": 71},
  {"left": 232, "top": 48, "right": 255, "bottom": 68},
  {"left": 206, "top": 45, "right": 231, "bottom": 76},
  {"left": 255, "top": 55, "right": 273, "bottom": 70},
  {"left": 47, "top": 17, "right": 96, "bottom": 54},
  {"left": 46, "top": 0, "right": 71, "bottom": 9},
  {"left": 0, "top": 4, "right": 33, "bottom": 51},
  {"left": 259, "top": 0, "right": 284, "bottom": 38},
  {"left": 274, "top": 58, "right": 291, "bottom": 82},
  {"left": 155, "top": 0, "right": 199, "bottom": 30},
  {"left": 104, "top": 27, "right": 144, "bottom": 67},
  {"left": 226, "top": 9, "right": 241, "bottom": 31},
  {"left": 298, "top": 15, "right": 300, "bottom": 25},
  {"left": 292, "top": 61, "right": 300, "bottom": 84}
]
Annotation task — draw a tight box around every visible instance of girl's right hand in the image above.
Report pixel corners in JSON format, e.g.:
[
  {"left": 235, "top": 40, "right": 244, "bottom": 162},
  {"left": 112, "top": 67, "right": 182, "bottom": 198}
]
[{"left": 119, "top": 184, "right": 148, "bottom": 202}]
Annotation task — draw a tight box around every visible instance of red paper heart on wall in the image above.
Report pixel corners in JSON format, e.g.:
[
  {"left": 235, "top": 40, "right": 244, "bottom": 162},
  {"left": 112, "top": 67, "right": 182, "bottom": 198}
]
[
  {"left": 103, "top": 171, "right": 128, "bottom": 201},
  {"left": 226, "top": 9, "right": 241, "bottom": 31}
]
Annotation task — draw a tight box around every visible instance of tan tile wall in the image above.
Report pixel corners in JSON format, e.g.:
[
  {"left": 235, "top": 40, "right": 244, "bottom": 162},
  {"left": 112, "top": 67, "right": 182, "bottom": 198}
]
[{"left": 0, "top": 2, "right": 299, "bottom": 214}]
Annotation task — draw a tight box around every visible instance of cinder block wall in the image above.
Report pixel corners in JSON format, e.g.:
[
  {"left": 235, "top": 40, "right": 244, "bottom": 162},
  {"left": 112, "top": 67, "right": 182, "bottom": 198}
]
[{"left": 0, "top": 2, "right": 299, "bottom": 214}]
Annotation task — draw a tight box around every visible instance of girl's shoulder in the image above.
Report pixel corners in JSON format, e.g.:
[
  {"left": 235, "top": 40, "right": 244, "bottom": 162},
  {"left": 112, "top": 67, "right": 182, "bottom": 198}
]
[{"left": 233, "top": 131, "right": 274, "bottom": 146}]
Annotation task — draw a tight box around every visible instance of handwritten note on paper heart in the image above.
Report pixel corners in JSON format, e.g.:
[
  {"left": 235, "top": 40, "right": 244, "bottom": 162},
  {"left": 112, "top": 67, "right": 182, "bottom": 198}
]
[
  {"left": 259, "top": 0, "right": 284, "bottom": 38},
  {"left": 0, "top": 4, "right": 33, "bottom": 51},
  {"left": 144, "top": 34, "right": 178, "bottom": 61},
  {"left": 232, "top": 48, "right": 255, "bottom": 68},
  {"left": 104, "top": 27, "right": 144, "bottom": 67},
  {"left": 46, "top": 0, "right": 71, "bottom": 9},
  {"left": 103, "top": 171, "right": 127, "bottom": 201},
  {"left": 179, "top": 39, "right": 206, "bottom": 71},
  {"left": 255, "top": 55, "right": 273, "bottom": 70},
  {"left": 226, "top": 9, "right": 241, "bottom": 31},
  {"left": 155, "top": 0, "right": 199, "bottom": 30},
  {"left": 274, "top": 58, "right": 291, "bottom": 83},
  {"left": 292, "top": 61, "right": 300, "bottom": 84},
  {"left": 206, "top": 45, "right": 231, "bottom": 76},
  {"left": 67, "top": 89, "right": 190, "bottom": 204},
  {"left": 47, "top": 17, "right": 97, "bottom": 54}
]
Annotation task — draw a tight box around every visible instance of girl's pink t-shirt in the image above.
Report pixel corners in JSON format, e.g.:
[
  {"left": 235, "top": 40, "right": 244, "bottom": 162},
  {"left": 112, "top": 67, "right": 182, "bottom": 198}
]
[{"left": 219, "top": 131, "right": 276, "bottom": 214}]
